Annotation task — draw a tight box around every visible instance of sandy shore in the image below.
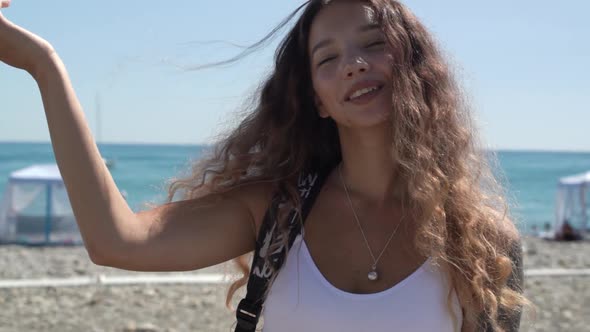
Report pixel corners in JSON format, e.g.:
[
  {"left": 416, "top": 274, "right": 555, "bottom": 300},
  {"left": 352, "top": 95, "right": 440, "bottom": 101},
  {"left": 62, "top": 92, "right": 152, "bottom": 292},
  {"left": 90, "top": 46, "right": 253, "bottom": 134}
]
[{"left": 0, "top": 236, "right": 588, "bottom": 332}]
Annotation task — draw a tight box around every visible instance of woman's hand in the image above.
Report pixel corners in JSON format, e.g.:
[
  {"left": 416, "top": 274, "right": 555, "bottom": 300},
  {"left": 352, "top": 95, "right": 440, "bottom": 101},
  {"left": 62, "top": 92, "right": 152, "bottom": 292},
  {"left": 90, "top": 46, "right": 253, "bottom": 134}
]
[{"left": 0, "top": 0, "right": 56, "bottom": 78}]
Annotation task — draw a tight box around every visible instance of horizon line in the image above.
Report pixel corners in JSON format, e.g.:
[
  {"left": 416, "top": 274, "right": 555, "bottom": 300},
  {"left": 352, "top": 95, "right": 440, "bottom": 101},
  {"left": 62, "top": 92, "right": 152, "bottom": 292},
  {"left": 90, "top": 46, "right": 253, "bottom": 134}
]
[{"left": 1, "top": 140, "right": 590, "bottom": 154}]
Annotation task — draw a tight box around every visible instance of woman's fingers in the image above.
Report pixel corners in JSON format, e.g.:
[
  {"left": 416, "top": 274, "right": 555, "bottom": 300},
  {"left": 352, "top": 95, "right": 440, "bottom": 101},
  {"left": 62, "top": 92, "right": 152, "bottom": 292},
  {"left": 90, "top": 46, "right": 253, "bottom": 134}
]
[{"left": 0, "top": 0, "right": 11, "bottom": 9}]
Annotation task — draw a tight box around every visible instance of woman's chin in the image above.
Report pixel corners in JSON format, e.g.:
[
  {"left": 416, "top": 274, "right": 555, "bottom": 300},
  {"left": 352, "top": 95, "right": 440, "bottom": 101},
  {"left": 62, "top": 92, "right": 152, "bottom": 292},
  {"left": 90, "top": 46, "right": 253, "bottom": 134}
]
[{"left": 346, "top": 106, "right": 390, "bottom": 128}]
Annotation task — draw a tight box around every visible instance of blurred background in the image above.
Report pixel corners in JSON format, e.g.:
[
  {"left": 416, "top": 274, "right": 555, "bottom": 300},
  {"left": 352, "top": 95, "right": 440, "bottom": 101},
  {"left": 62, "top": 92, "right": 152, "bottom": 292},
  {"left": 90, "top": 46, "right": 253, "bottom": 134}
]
[{"left": 0, "top": 0, "right": 588, "bottom": 331}]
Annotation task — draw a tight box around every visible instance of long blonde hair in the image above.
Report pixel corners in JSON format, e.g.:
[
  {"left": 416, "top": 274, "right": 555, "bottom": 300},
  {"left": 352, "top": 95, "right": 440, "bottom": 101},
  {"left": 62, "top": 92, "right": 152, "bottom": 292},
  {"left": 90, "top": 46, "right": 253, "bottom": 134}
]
[{"left": 165, "top": 1, "right": 530, "bottom": 330}]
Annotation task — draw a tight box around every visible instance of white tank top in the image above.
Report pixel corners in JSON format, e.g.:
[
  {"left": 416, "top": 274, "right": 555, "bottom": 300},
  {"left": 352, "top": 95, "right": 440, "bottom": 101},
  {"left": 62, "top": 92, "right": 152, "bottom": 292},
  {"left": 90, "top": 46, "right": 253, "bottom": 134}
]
[{"left": 262, "top": 235, "right": 463, "bottom": 332}]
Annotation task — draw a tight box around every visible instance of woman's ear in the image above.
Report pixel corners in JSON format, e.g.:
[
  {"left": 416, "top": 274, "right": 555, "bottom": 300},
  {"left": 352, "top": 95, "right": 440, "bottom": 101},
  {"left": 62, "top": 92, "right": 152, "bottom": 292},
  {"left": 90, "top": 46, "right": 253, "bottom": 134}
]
[{"left": 314, "top": 94, "right": 330, "bottom": 118}]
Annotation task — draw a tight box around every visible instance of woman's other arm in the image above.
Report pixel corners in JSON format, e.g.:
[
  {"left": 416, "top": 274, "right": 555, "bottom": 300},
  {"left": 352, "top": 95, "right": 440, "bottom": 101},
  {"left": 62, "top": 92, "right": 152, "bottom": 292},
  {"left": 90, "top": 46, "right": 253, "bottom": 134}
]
[{"left": 0, "top": 3, "right": 270, "bottom": 271}]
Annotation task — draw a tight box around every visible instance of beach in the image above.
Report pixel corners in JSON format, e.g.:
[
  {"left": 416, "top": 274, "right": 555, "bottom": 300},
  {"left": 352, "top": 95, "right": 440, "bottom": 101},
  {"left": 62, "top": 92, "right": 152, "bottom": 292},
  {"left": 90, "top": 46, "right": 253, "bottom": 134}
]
[{"left": 0, "top": 236, "right": 588, "bottom": 332}]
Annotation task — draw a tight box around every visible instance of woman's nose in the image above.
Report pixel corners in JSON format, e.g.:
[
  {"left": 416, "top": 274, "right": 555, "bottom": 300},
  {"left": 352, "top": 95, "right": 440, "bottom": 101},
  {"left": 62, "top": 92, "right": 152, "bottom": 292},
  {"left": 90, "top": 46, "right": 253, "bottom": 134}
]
[{"left": 342, "top": 55, "right": 370, "bottom": 79}]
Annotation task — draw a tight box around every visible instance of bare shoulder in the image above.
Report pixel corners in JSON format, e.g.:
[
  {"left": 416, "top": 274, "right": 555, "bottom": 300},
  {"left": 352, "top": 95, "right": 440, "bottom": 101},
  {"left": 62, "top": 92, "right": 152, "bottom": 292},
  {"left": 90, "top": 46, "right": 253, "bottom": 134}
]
[
  {"left": 487, "top": 207, "right": 521, "bottom": 242},
  {"left": 500, "top": 216, "right": 521, "bottom": 245},
  {"left": 492, "top": 212, "right": 523, "bottom": 263},
  {"left": 229, "top": 181, "right": 276, "bottom": 238}
]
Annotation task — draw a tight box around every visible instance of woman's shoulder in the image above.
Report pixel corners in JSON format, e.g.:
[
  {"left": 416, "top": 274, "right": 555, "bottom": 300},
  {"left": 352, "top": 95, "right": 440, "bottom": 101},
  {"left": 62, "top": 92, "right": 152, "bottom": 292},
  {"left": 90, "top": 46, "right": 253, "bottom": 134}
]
[
  {"left": 230, "top": 182, "right": 276, "bottom": 237},
  {"left": 489, "top": 209, "right": 522, "bottom": 246},
  {"left": 491, "top": 213, "right": 523, "bottom": 272}
]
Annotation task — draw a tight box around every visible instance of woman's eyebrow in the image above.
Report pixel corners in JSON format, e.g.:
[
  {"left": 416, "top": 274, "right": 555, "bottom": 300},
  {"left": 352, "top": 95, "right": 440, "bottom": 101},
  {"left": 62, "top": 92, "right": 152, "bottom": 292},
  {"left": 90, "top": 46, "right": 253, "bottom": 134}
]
[{"left": 310, "top": 23, "right": 381, "bottom": 58}]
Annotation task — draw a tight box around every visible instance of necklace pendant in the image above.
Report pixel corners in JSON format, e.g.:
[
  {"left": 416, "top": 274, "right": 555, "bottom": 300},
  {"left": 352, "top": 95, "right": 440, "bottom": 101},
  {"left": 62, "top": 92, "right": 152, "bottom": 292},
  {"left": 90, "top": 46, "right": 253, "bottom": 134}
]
[{"left": 368, "top": 266, "right": 378, "bottom": 281}]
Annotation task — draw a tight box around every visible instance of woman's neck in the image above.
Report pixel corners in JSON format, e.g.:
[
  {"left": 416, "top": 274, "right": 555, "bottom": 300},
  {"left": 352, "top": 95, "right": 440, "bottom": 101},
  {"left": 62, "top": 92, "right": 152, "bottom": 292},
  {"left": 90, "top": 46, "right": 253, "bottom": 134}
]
[{"left": 337, "top": 126, "right": 401, "bottom": 207}]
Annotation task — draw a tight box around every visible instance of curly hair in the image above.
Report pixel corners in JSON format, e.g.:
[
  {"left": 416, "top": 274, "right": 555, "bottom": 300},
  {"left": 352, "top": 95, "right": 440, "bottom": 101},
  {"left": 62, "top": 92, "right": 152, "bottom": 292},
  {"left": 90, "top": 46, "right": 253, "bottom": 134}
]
[{"left": 164, "top": 0, "right": 531, "bottom": 330}]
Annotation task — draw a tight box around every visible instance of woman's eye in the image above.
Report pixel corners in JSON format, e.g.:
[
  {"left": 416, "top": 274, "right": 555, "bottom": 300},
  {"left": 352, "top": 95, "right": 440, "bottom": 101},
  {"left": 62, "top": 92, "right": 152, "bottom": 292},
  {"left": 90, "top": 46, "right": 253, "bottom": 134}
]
[
  {"left": 366, "top": 41, "right": 385, "bottom": 48},
  {"left": 318, "top": 56, "right": 337, "bottom": 67}
]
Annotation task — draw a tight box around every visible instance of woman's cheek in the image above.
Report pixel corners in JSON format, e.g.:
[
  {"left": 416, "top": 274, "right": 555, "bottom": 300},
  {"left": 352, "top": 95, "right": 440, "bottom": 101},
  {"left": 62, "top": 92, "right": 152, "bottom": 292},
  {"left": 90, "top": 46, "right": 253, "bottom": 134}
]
[{"left": 316, "top": 64, "right": 337, "bottom": 81}]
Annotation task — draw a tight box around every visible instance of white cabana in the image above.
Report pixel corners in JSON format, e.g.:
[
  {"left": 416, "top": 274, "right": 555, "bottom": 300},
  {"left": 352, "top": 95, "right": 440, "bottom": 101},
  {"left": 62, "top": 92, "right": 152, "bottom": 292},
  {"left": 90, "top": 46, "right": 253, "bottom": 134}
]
[
  {"left": 554, "top": 170, "right": 590, "bottom": 236},
  {"left": 0, "top": 164, "right": 82, "bottom": 245}
]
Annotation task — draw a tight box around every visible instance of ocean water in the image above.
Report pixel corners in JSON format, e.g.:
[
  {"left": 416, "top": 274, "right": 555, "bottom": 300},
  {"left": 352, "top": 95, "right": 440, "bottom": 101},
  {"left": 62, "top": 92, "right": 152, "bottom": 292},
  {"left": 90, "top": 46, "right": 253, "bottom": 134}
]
[
  {"left": 0, "top": 142, "right": 208, "bottom": 213},
  {"left": 1, "top": 142, "right": 589, "bottom": 234}
]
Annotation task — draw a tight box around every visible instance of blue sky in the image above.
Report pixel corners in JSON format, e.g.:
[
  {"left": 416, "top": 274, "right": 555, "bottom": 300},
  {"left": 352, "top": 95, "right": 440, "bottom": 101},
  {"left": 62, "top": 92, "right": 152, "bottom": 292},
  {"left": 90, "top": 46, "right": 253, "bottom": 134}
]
[{"left": 1, "top": 1, "right": 588, "bottom": 151}]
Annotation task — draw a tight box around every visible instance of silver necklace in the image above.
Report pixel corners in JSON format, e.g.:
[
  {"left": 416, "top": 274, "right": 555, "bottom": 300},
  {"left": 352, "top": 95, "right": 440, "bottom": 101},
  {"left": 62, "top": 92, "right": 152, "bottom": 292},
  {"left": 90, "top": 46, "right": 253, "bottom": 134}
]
[{"left": 338, "top": 164, "right": 402, "bottom": 281}]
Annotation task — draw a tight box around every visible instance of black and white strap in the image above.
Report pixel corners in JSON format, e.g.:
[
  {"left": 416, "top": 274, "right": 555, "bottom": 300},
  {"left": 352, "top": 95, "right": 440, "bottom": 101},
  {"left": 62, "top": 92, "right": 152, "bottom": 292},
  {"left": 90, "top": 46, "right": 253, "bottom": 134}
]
[{"left": 234, "top": 166, "right": 331, "bottom": 332}]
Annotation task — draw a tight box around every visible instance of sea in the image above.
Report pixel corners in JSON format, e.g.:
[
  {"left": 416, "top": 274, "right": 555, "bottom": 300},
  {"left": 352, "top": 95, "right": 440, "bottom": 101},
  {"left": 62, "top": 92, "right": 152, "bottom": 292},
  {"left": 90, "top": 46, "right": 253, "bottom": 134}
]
[{"left": 1, "top": 142, "right": 589, "bottom": 235}]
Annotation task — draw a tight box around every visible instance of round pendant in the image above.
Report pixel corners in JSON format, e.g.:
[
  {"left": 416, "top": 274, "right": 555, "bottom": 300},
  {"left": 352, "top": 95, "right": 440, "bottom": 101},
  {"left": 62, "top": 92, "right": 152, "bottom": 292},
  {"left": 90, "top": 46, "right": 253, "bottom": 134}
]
[{"left": 368, "top": 271, "right": 378, "bottom": 281}]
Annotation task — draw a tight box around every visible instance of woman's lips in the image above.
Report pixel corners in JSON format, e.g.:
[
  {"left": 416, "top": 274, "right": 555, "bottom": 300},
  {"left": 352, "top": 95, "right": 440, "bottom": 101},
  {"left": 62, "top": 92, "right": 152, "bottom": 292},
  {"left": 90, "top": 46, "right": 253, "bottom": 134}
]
[{"left": 346, "top": 85, "right": 384, "bottom": 105}]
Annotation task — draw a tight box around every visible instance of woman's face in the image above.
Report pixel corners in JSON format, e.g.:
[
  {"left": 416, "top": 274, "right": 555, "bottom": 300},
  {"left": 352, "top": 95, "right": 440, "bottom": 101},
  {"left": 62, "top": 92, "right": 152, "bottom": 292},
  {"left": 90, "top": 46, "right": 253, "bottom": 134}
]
[{"left": 308, "top": 1, "right": 393, "bottom": 129}]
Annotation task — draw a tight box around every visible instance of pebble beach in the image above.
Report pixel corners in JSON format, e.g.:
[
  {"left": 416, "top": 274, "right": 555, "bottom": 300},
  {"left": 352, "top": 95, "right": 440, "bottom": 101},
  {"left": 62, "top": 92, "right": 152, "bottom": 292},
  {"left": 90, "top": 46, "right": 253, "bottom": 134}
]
[{"left": 0, "top": 236, "right": 588, "bottom": 332}]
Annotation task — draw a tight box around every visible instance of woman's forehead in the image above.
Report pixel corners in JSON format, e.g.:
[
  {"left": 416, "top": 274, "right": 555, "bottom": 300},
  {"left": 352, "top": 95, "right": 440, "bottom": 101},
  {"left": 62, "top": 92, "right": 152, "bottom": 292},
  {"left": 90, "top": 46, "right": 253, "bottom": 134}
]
[{"left": 308, "top": 2, "right": 378, "bottom": 50}]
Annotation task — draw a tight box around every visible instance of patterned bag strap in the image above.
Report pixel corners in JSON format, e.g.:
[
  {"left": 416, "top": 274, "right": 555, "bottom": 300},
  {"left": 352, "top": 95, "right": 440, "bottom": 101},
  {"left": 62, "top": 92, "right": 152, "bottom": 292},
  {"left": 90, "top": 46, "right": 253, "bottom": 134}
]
[{"left": 234, "top": 165, "right": 332, "bottom": 332}]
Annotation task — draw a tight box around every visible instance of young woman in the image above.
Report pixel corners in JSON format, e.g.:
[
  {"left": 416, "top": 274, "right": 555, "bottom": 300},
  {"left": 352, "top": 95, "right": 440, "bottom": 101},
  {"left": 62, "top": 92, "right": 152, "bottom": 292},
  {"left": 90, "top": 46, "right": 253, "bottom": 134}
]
[{"left": 0, "top": 0, "right": 529, "bottom": 331}]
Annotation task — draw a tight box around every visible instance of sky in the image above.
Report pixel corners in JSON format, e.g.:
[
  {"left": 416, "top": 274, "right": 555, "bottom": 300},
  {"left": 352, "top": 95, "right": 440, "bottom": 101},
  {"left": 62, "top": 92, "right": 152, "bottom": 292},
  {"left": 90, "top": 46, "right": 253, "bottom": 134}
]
[{"left": 0, "top": 1, "right": 588, "bottom": 151}]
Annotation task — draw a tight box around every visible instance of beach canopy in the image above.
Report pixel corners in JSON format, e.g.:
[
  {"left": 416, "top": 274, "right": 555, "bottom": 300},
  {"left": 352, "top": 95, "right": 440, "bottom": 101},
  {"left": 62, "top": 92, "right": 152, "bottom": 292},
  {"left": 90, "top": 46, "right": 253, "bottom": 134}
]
[
  {"left": 0, "top": 164, "right": 82, "bottom": 245},
  {"left": 554, "top": 170, "right": 590, "bottom": 236}
]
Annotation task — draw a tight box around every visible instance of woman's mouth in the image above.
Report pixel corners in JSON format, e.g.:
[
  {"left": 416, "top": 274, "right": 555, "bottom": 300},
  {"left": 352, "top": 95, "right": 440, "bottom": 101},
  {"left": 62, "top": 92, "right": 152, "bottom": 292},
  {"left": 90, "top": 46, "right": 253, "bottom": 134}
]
[{"left": 346, "top": 85, "right": 384, "bottom": 104}]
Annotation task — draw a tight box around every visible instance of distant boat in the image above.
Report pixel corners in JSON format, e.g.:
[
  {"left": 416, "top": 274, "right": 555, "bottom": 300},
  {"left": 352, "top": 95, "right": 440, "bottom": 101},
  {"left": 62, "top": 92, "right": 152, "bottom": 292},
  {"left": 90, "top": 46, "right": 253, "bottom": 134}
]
[{"left": 103, "top": 157, "right": 115, "bottom": 169}]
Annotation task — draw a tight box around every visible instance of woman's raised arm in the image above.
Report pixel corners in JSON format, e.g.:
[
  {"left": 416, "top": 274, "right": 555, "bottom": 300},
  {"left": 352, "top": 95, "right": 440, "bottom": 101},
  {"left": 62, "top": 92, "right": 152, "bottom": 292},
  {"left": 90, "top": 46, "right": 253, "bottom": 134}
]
[{"left": 0, "top": 2, "right": 267, "bottom": 271}]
